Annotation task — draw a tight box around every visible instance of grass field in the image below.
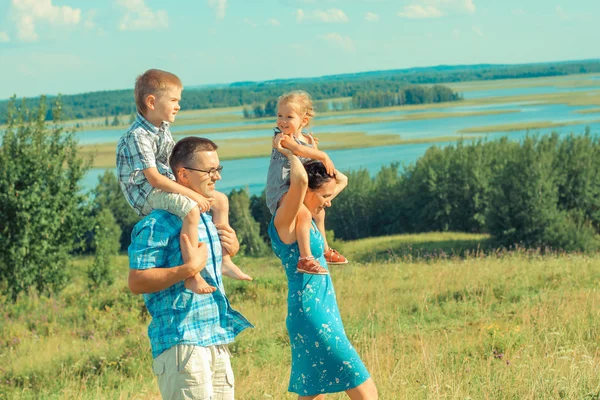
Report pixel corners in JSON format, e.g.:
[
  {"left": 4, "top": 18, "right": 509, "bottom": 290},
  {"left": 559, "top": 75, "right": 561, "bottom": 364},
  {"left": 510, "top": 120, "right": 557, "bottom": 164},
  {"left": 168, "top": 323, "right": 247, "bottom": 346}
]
[{"left": 2, "top": 232, "right": 600, "bottom": 399}]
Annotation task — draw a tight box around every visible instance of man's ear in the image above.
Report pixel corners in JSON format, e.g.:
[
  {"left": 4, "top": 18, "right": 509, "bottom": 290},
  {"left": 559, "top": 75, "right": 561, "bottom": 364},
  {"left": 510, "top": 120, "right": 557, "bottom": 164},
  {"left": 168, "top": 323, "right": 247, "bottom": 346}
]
[
  {"left": 145, "top": 94, "right": 156, "bottom": 111},
  {"left": 175, "top": 167, "right": 188, "bottom": 184}
]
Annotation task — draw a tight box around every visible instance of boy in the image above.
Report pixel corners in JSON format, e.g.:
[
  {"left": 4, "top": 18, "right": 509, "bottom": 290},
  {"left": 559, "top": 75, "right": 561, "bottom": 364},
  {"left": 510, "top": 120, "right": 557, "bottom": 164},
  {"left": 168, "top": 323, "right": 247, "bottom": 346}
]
[{"left": 117, "top": 69, "right": 251, "bottom": 294}]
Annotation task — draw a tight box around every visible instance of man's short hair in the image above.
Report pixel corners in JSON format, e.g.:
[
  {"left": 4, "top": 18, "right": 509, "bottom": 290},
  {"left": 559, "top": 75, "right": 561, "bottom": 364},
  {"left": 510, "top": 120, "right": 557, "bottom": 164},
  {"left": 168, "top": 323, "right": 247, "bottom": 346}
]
[
  {"left": 134, "top": 69, "right": 182, "bottom": 115},
  {"left": 170, "top": 137, "right": 219, "bottom": 173}
]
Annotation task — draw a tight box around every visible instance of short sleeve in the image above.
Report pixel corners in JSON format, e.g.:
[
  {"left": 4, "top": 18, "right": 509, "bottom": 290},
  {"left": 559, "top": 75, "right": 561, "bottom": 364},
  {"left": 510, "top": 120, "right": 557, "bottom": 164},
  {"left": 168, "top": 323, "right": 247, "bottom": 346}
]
[
  {"left": 129, "top": 131, "right": 157, "bottom": 172},
  {"left": 128, "top": 217, "right": 172, "bottom": 270}
]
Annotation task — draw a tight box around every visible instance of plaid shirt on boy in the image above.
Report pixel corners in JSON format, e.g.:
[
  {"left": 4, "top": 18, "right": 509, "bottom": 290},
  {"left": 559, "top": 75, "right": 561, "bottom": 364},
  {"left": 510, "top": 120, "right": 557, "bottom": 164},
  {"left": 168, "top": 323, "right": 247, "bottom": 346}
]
[
  {"left": 116, "top": 113, "right": 176, "bottom": 216},
  {"left": 129, "top": 210, "right": 253, "bottom": 359}
]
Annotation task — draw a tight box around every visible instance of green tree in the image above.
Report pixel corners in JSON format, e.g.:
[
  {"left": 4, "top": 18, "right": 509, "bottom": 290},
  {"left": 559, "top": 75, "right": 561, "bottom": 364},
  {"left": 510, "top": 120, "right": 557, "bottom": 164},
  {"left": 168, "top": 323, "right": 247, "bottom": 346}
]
[
  {"left": 88, "top": 208, "right": 121, "bottom": 288},
  {"left": 229, "top": 189, "right": 269, "bottom": 256},
  {"left": 111, "top": 115, "right": 120, "bottom": 126},
  {"left": 92, "top": 171, "right": 140, "bottom": 251},
  {"left": 0, "top": 97, "right": 92, "bottom": 299}
]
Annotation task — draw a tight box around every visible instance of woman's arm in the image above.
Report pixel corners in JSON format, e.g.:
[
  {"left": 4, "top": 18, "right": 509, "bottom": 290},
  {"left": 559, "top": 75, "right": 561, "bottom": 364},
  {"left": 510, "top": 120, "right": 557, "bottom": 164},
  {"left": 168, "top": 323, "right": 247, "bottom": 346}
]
[{"left": 273, "top": 134, "right": 308, "bottom": 243}]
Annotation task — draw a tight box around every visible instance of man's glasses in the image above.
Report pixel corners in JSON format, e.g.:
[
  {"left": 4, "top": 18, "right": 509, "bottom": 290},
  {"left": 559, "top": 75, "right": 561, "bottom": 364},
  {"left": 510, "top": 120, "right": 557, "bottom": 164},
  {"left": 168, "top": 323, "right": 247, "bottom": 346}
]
[{"left": 183, "top": 165, "right": 224, "bottom": 178}]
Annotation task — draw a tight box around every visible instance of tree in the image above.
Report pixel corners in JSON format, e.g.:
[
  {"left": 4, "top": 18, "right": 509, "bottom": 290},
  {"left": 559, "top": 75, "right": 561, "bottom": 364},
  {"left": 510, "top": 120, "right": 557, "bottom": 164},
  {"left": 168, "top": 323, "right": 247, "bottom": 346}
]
[
  {"left": 92, "top": 171, "right": 140, "bottom": 251},
  {"left": 0, "top": 97, "right": 92, "bottom": 299},
  {"left": 111, "top": 115, "right": 120, "bottom": 126},
  {"left": 229, "top": 189, "right": 269, "bottom": 256},
  {"left": 88, "top": 208, "right": 121, "bottom": 288}
]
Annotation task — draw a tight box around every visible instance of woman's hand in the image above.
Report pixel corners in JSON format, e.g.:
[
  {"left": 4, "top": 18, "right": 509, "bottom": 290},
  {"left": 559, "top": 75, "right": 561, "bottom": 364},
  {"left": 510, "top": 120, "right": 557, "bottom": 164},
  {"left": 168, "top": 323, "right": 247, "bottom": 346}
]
[{"left": 273, "top": 133, "right": 294, "bottom": 157}]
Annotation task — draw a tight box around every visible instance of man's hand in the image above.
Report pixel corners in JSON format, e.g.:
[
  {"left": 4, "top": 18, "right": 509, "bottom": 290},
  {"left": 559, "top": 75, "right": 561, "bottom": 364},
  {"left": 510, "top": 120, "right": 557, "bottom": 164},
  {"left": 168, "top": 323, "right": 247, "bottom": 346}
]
[
  {"left": 189, "top": 192, "right": 214, "bottom": 213},
  {"left": 215, "top": 224, "right": 240, "bottom": 257},
  {"left": 180, "top": 234, "right": 208, "bottom": 278},
  {"left": 321, "top": 153, "right": 336, "bottom": 176}
]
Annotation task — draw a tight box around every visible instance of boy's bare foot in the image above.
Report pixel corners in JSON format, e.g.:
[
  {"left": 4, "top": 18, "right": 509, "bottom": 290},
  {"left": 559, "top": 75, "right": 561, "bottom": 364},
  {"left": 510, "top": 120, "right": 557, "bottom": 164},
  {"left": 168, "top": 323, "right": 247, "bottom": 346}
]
[
  {"left": 222, "top": 256, "right": 253, "bottom": 281},
  {"left": 184, "top": 275, "right": 216, "bottom": 294}
]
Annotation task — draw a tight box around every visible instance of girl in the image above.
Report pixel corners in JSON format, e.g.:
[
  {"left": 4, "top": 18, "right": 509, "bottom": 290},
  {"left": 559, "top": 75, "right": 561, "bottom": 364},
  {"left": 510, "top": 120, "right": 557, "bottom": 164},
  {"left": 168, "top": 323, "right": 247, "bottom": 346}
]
[{"left": 265, "top": 90, "right": 348, "bottom": 274}]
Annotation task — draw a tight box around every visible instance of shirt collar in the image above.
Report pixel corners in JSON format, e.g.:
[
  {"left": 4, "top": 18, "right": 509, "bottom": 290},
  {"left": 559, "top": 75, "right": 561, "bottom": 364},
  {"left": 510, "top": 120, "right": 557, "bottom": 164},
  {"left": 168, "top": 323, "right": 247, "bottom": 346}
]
[{"left": 136, "top": 113, "right": 170, "bottom": 134}]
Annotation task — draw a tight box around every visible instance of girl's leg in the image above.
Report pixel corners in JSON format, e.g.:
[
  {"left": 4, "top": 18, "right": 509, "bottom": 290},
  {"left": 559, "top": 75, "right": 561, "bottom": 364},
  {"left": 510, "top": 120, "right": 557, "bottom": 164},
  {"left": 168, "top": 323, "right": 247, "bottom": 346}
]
[
  {"left": 295, "top": 204, "right": 327, "bottom": 275},
  {"left": 299, "top": 395, "right": 325, "bottom": 400},
  {"left": 313, "top": 208, "right": 329, "bottom": 251},
  {"left": 211, "top": 191, "right": 252, "bottom": 281},
  {"left": 345, "top": 378, "right": 378, "bottom": 400},
  {"left": 182, "top": 207, "right": 216, "bottom": 294},
  {"left": 314, "top": 208, "right": 348, "bottom": 265}
]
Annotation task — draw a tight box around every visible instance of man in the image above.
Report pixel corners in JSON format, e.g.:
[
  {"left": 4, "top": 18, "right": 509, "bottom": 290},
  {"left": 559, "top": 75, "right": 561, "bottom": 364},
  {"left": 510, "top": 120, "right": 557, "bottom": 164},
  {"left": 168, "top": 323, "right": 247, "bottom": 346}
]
[{"left": 128, "top": 136, "right": 253, "bottom": 399}]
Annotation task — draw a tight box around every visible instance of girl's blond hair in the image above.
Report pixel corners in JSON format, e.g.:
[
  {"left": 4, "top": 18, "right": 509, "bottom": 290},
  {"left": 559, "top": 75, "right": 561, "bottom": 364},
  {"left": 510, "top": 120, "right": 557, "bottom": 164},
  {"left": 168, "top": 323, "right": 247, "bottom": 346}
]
[{"left": 277, "top": 90, "right": 315, "bottom": 120}]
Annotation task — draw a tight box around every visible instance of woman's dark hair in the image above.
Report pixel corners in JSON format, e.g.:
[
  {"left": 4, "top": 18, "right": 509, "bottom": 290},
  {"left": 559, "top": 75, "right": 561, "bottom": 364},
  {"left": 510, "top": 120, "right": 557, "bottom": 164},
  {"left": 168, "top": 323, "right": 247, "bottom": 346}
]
[{"left": 303, "top": 160, "right": 334, "bottom": 190}]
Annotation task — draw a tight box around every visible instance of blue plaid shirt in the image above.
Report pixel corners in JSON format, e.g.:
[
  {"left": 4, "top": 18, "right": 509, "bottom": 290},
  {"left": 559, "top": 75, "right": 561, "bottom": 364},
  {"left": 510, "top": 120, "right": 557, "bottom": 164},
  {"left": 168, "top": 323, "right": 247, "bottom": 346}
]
[
  {"left": 116, "top": 113, "right": 176, "bottom": 216},
  {"left": 129, "top": 210, "right": 253, "bottom": 358}
]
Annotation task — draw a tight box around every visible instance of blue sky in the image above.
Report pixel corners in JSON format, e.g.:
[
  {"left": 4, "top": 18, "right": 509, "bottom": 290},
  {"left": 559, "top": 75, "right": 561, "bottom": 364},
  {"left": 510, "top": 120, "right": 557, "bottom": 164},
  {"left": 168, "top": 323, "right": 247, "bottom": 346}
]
[{"left": 0, "top": 0, "right": 597, "bottom": 100}]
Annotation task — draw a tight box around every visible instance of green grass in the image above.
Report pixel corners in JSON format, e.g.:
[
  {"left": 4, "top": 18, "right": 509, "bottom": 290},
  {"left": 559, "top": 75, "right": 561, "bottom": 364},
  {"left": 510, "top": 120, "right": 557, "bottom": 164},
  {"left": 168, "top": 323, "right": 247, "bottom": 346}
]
[
  {"left": 458, "top": 118, "right": 600, "bottom": 134},
  {"left": 2, "top": 232, "right": 600, "bottom": 399}
]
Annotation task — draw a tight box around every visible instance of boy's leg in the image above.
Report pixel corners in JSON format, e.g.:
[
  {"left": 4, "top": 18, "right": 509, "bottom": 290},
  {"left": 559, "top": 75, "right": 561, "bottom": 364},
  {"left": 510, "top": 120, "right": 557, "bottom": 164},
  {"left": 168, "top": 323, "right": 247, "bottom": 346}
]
[
  {"left": 182, "top": 207, "right": 217, "bottom": 294},
  {"left": 314, "top": 208, "right": 348, "bottom": 265},
  {"left": 211, "top": 191, "right": 252, "bottom": 281},
  {"left": 296, "top": 204, "right": 328, "bottom": 275},
  {"left": 146, "top": 190, "right": 216, "bottom": 294}
]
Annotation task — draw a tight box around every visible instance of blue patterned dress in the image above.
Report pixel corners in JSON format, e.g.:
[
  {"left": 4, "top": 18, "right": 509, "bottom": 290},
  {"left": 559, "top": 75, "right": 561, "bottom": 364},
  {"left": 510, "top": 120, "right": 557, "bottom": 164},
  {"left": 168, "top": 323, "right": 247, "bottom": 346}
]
[{"left": 268, "top": 218, "right": 370, "bottom": 396}]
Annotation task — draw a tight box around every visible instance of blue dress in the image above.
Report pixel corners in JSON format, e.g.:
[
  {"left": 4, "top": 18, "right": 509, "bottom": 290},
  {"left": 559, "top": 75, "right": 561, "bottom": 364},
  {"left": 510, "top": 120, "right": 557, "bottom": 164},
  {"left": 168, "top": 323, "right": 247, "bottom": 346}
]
[{"left": 268, "top": 218, "right": 370, "bottom": 396}]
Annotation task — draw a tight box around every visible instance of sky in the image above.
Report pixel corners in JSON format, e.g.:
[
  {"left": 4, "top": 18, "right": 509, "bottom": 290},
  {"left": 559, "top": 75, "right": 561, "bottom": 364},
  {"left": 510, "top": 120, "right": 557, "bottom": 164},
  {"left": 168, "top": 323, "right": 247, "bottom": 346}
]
[{"left": 0, "top": 0, "right": 598, "bottom": 100}]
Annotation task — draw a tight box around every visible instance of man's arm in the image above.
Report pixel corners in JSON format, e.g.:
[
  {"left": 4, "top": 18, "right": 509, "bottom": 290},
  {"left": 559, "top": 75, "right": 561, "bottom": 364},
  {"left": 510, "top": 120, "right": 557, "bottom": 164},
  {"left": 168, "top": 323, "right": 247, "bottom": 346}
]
[{"left": 129, "top": 234, "right": 207, "bottom": 294}]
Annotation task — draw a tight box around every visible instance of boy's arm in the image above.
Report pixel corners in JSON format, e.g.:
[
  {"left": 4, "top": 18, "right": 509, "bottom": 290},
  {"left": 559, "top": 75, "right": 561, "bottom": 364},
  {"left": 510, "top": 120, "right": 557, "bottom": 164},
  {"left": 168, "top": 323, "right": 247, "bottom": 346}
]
[
  {"left": 280, "top": 136, "right": 335, "bottom": 175},
  {"left": 143, "top": 167, "right": 212, "bottom": 211}
]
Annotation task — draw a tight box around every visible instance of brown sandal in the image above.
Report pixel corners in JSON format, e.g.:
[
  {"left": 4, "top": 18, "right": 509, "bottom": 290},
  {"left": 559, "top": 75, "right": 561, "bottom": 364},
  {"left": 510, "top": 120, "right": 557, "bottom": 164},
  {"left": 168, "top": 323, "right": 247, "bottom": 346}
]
[{"left": 297, "top": 256, "right": 329, "bottom": 275}]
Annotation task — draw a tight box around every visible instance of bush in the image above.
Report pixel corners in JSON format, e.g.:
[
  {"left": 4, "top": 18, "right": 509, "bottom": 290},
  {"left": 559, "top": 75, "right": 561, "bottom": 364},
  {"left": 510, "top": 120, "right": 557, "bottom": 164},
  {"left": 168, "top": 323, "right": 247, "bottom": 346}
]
[
  {"left": 92, "top": 170, "right": 140, "bottom": 251},
  {"left": 0, "top": 97, "right": 91, "bottom": 299},
  {"left": 88, "top": 209, "right": 122, "bottom": 288}
]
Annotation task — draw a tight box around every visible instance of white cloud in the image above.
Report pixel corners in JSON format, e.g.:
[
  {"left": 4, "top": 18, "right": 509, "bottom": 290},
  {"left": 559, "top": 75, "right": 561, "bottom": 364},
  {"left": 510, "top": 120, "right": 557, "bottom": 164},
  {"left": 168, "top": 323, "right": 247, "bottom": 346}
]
[
  {"left": 512, "top": 8, "right": 526, "bottom": 16},
  {"left": 243, "top": 18, "right": 257, "bottom": 28},
  {"left": 398, "top": 5, "right": 443, "bottom": 19},
  {"left": 0, "top": 31, "right": 10, "bottom": 42},
  {"left": 298, "top": 8, "right": 348, "bottom": 23},
  {"left": 208, "top": 0, "right": 227, "bottom": 20},
  {"left": 365, "top": 12, "right": 379, "bottom": 22},
  {"left": 313, "top": 9, "right": 348, "bottom": 22},
  {"left": 452, "top": 28, "right": 460, "bottom": 37},
  {"left": 321, "top": 32, "right": 354, "bottom": 51},
  {"left": 266, "top": 18, "right": 280, "bottom": 26},
  {"left": 10, "top": 0, "right": 81, "bottom": 42},
  {"left": 399, "top": 0, "right": 476, "bottom": 19},
  {"left": 117, "top": 0, "right": 168, "bottom": 31},
  {"left": 84, "top": 10, "right": 96, "bottom": 30},
  {"left": 472, "top": 25, "right": 483, "bottom": 36},
  {"left": 556, "top": 5, "right": 568, "bottom": 20}
]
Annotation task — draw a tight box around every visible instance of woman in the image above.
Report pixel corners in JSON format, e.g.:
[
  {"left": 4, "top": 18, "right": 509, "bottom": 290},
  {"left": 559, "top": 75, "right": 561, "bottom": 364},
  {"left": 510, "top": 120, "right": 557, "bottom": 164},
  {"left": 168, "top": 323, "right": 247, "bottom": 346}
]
[{"left": 268, "top": 134, "right": 378, "bottom": 400}]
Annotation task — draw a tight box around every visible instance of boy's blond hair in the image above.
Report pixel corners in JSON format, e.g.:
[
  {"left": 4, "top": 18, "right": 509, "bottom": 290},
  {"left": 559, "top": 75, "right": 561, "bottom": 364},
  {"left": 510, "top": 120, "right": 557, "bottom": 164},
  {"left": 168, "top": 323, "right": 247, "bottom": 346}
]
[
  {"left": 134, "top": 69, "right": 182, "bottom": 115},
  {"left": 277, "top": 90, "right": 316, "bottom": 119}
]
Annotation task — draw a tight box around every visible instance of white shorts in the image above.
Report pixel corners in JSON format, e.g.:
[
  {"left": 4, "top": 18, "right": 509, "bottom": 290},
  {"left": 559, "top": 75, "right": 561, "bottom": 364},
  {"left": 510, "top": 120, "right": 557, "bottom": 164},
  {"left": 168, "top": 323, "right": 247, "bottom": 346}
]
[
  {"left": 152, "top": 344, "right": 235, "bottom": 400},
  {"left": 142, "top": 189, "right": 197, "bottom": 219}
]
